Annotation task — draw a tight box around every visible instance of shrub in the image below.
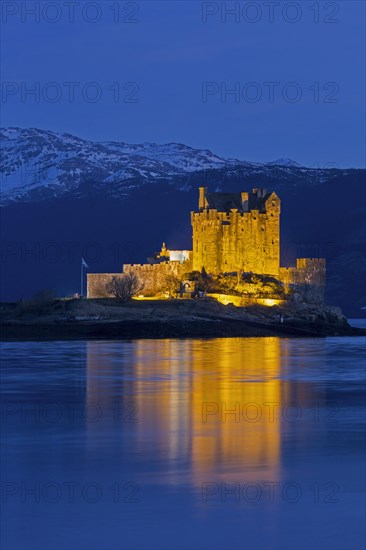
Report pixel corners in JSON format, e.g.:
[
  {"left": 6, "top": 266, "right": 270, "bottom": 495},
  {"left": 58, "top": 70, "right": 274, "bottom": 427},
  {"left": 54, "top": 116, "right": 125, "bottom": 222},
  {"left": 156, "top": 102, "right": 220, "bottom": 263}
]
[
  {"left": 17, "top": 289, "right": 57, "bottom": 315},
  {"left": 181, "top": 270, "right": 285, "bottom": 298},
  {"left": 106, "top": 273, "right": 144, "bottom": 302}
]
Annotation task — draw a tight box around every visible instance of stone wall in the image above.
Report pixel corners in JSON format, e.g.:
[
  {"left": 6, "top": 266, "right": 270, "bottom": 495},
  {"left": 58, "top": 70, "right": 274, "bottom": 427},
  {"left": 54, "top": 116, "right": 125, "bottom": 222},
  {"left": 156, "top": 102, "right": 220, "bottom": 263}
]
[
  {"left": 279, "top": 258, "right": 326, "bottom": 303},
  {"left": 87, "top": 260, "right": 193, "bottom": 299},
  {"left": 123, "top": 259, "right": 192, "bottom": 296},
  {"left": 191, "top": 192, "right": 280, "bottom": 276},
  {"left": 87, "top": 273, "right": 124, "bottom": 298}
]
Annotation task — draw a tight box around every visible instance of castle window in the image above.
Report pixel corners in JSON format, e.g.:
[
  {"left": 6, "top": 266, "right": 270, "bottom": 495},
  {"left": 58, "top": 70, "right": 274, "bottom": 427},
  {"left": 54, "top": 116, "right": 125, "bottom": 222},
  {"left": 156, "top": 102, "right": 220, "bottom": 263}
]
[{"left": 272, "top": 201, "right": 275, "bottom": 206}]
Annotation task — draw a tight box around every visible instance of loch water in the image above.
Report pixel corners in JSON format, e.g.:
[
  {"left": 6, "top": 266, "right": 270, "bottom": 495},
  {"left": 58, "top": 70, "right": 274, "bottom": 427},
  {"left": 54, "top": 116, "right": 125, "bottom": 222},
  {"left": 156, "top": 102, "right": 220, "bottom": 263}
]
[{"left": 1, "top": 331, "right": 365, "bottom": 549}]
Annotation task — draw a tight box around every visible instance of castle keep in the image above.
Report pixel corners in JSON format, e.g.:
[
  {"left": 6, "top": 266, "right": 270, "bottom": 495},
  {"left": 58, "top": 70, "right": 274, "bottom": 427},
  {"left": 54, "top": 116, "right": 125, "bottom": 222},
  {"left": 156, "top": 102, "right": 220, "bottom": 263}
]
[
  {"left": 87, "top": 187, "right": 326, "bottom": 302},
  {"left": 192, "top": 187, "right": 280, "bottom": 275}
]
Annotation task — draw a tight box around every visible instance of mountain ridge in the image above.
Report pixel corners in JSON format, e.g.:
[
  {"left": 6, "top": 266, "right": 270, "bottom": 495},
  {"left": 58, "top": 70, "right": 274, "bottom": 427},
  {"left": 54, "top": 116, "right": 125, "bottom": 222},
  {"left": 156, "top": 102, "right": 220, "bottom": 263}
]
[{"left": 3, "top": 127, "right": 353, "bottom": 206}]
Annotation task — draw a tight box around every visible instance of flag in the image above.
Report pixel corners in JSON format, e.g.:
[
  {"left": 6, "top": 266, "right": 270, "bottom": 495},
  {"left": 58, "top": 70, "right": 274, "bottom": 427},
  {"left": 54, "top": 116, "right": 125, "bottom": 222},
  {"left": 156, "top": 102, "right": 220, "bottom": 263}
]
[{"left": 81, "top": 258, "right": 89, "bottom": 269}]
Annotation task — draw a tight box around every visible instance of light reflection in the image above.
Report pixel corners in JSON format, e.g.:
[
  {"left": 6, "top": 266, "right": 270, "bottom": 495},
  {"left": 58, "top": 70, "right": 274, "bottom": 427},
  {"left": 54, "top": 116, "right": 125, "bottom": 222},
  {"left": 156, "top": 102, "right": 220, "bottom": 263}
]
[
  {"left": 85, "top": 338, "right": 318, "bottom": 486},
  {"left": 187, "top": 338, "right": 282, "bottom": 483}
]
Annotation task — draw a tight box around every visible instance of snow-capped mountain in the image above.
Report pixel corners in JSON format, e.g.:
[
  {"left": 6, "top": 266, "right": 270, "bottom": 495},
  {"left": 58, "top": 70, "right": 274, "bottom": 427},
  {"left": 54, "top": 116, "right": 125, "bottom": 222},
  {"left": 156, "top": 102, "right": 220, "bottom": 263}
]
[
  {"left": 0, "top": 128, "right": 250, "bottom": 204},
  {"left": 267, "top": 158, "right": 303, "bottom": 167},
  {"left": 0, "top": 127, "right": 350, "bottom": 205}
]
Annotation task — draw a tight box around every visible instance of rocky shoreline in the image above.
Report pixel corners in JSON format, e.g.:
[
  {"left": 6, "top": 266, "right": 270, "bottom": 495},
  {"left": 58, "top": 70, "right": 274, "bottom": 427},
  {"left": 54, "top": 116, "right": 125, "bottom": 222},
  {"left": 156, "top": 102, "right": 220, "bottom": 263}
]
[{"left": 0, "top": 298, "right": 364, "bottom": 341}]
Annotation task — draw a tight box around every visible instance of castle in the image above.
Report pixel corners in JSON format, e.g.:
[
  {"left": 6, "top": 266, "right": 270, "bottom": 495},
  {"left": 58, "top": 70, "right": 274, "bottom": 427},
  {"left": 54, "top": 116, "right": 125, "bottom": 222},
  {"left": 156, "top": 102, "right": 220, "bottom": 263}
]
[{"left": 87, "top": 187, "right": 326, "bottom": 303}]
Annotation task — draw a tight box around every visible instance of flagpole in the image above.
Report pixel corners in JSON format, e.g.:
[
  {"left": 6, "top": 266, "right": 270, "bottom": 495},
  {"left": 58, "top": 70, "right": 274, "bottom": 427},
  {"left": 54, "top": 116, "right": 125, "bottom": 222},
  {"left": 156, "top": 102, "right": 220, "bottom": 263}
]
[{"left": 81, "top": 260, "right": 83, "bottom": 297}]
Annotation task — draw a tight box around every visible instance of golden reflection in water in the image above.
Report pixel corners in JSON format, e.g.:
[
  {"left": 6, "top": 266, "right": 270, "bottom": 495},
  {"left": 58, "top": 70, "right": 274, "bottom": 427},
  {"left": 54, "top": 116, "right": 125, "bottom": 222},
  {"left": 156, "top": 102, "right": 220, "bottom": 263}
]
[
  {"left": 86, "top": 338, "right": 291, "bottom": 484},
  {"left": 188, "top": 337, "right": 282, "bottom": 482}
]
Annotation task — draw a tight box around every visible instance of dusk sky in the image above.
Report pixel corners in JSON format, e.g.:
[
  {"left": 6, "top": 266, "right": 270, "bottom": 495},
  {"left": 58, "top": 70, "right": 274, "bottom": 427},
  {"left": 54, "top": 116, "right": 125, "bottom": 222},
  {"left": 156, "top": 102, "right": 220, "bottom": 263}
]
[{"left": 1, "top": 0, "right": 365, "bottom": 167}]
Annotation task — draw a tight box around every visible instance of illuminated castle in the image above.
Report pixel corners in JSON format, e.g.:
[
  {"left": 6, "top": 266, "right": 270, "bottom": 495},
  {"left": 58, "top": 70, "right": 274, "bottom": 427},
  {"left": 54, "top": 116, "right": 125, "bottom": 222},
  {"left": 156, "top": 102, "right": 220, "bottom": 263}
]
[
  {"left": 192, "top": 187, "right": 280, "bottom": 275},
  {"left": 88, "top": 187, "right": 326, "bottom": 302}
]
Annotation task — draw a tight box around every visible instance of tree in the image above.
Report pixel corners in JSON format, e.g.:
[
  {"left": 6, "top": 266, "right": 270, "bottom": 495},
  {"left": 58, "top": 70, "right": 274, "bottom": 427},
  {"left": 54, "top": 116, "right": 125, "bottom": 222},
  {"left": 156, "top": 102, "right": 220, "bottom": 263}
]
[
  {"left": 163, "top": 274, "right": 180, "bottom": 297},
  {"left": 106, "top": 273, "right": 144, "bottom": 302},
  {"left": 181, "top": 270, "right": 219, "bottom": 292}
]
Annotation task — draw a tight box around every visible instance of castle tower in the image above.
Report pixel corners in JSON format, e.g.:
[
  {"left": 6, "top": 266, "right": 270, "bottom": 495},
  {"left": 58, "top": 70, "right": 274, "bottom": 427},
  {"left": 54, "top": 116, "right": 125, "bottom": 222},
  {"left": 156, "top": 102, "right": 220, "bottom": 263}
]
[{"left": 191, "top": 188, "right": 281, "bottom": 276}]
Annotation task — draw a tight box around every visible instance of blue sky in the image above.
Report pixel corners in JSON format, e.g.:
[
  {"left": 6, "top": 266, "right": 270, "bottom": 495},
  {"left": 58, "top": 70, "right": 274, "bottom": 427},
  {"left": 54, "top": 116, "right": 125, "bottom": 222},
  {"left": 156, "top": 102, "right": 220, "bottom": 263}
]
[{"left": 1, "top": 0, "right": 365, "bottom": 167}]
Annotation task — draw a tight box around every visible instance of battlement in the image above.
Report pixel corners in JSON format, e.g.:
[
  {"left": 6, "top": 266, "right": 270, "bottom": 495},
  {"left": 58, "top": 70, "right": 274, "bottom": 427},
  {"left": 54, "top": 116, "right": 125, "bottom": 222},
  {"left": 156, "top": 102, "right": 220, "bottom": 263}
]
[{"left": 296, "top": 258, "right": 326, "bottom": 270}]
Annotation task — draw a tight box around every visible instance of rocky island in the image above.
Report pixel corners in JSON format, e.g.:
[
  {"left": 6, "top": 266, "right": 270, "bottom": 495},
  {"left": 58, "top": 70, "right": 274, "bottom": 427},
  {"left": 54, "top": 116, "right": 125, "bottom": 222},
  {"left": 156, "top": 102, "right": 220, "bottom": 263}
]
[
  {"left": 0, "top": 296, "right": 363, "bottom": 341},
  {"left": 2, "top": 187, "right": 363, "bottom": 340}
]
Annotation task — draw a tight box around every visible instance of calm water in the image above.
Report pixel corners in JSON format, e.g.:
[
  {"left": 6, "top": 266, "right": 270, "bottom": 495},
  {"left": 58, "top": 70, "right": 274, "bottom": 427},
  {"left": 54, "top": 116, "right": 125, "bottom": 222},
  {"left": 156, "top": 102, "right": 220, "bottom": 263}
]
[{"left": 1, "top": 334, "right": 365, "bottom": 550}]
